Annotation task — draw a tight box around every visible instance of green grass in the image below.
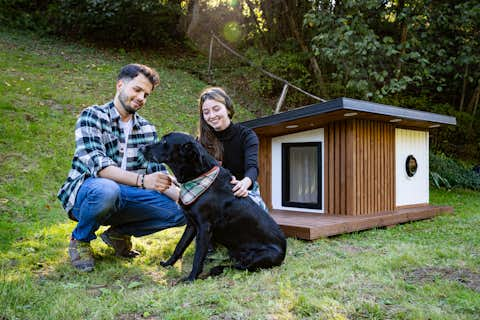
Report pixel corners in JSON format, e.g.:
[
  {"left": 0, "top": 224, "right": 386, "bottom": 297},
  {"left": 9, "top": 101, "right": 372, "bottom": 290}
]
[{"left": 1, "top": 29, "right": 479, "bottom": 320}]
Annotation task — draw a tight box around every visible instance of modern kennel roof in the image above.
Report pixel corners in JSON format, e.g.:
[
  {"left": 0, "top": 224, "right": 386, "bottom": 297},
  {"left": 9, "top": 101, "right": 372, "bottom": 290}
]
[{"left": 241, "top": 97, "right": 457, "bottom": 136}]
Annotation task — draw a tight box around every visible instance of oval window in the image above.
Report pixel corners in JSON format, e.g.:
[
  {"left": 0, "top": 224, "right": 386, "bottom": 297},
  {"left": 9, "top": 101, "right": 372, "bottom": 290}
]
[{"left": 405, "top": 155, "right": 418, "bottom": 177}]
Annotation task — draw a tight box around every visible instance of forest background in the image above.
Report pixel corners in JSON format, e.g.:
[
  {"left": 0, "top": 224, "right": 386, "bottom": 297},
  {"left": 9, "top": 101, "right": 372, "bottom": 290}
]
[{"left": 1, "top": 0, "right": 479, "bottom": 181}]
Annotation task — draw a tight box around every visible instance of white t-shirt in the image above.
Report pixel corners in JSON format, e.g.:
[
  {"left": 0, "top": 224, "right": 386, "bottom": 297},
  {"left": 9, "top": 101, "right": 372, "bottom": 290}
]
[{"left": 119, "top": 119, "right": 133, "bottom": 170}]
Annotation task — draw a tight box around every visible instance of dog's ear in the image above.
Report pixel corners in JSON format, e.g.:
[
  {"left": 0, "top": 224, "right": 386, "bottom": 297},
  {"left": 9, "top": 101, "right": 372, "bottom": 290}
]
[
  {"left": 180, "top": 141, "right": 200, "bottom": 162},
  {"left": 180, "top": 140, "right": 218, "bottom": 172}
]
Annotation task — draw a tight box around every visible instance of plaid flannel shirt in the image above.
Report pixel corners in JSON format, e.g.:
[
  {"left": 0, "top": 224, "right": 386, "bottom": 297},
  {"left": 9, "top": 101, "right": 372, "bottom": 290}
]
[
  {"left": 180, "top": 166, "right": 220, "bottom": 205},
  {"left": 57, "top": 101, "right": 166, "bottom": 215}
]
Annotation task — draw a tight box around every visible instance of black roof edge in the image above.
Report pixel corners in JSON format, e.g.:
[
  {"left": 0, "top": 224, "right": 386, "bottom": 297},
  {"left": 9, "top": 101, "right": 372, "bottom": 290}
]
[
  {"left": 342, "top": 98, "right": 457, "bottom": 125},
  {"left": 241, "top": 97, "right": 457, "bottom": 129}
]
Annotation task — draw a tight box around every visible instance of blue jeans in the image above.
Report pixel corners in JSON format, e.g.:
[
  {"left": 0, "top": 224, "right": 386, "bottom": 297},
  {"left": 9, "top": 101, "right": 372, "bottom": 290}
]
[{"left": 71, "top": 177, "right": 186, "bottom": 242}]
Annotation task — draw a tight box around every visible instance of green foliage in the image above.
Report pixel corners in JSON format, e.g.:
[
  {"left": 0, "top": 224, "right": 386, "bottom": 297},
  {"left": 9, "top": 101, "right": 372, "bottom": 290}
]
[
  {"left": 243, "top": 43, "right": 315, "bottom": 107},
  {"left": 303, "top": 1, "right": 411, "bottom": 99},
  {"left": 430, "top": 153, "right": 480, "bottom": 190},
  {"left": 0, "top": 0, "right": 185, "bottom": 47},
  {"left": 418, "top": 1, "right": 480, "bottom": 100},
  {"left": 0, "top": 0, "right": 52, "bottom": 31},
  {"left": 429, "top": 109, "right": 480, "bottom": 160},
  {"left": 430, "top": 171, "right": 452, "bottom": 189},
  {"left": 55, "top": 0, "right": 185, "bottom": 47},
  {"left": 304, "top": 0, "right": 480, "bottom": 102}
]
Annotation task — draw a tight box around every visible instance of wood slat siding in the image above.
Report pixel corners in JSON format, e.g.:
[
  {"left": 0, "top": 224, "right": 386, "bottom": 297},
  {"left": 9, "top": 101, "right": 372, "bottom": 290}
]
[
  {"left": 346, "top": 119, "right": 355, "bottom": 215},
  {"left": 257, "top": 136, "right": 272, "bottom": 209},
  {"left": 390, "top": 124, "right": 396, "bottom": 210},
  {"left": 324, "top": 119, "right": 395, "bottom": 215},
  {"left": 327, "top": 123, "right": 334, "bottom": 214}
]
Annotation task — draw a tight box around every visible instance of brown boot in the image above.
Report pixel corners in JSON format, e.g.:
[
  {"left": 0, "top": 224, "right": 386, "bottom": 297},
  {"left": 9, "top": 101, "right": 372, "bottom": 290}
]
[
  {"left": 100, "top": 228, "right": 140, "bottom": 258},
  {"left": 68, "top": 239, "right": 94, "bottom": 272}
]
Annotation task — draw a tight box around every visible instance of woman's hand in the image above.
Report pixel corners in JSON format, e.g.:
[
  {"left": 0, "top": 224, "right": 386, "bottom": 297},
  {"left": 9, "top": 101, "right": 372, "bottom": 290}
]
[{"left": 231, "top": 176, "right": 252, "bottom": 197}]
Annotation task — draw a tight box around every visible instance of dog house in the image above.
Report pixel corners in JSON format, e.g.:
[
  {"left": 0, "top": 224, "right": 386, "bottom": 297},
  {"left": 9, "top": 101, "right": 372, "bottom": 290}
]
[{"left": 241, "top": 97, "right": 456, "bottom": 240}]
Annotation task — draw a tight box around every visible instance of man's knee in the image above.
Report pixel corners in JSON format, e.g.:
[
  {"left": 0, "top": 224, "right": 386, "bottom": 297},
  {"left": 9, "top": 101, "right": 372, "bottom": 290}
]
[
  {"left": 85, "top": 178, "right": 120, "bottom": 210},
  {"left": 169, "top": 206, "right": 186, "bottom": 226},
  {"left": 172, "top": 210, "right": 186, "bottom": 226},
  {"left": 151, "top": 194, "right": 186, "bottom": 226}
]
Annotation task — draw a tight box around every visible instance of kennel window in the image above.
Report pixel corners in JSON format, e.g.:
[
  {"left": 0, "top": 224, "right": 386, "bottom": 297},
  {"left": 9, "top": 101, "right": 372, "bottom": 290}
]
[{"left": 281, "top": 142, "right": 322, "bottom": 209}]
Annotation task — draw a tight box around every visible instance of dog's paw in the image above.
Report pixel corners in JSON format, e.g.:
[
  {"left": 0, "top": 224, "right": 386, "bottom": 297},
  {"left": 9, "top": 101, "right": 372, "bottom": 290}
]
[
  {"left": 179, "top": 276, "right": 195, "bottom": 283},
  {"left": 160, "top": 260, "right": 174, "bottom": 267}
]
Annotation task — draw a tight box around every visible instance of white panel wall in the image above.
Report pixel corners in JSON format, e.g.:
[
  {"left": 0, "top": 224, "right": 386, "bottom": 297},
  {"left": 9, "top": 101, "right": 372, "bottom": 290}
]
[
  {"left": 395, "top": 128, "right": 429, "bottom": 206},
  {"left": 271, "top": 128, "right": 324, "bottom": 213}
]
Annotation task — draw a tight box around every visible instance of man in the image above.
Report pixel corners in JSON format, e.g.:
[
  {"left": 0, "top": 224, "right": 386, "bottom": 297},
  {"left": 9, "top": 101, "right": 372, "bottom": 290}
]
[{"left": 58, "top": 63, "right": 185, "bottom": 272}]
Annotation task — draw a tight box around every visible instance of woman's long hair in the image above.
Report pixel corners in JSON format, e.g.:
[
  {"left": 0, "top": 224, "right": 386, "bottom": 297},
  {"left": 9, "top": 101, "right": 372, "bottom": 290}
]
[{"left": 197, "top": 87, "right": 235, "bottom": 161}]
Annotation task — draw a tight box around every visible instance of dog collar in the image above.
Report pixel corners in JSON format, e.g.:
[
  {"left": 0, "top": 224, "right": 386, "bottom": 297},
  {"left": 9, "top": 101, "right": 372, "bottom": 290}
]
[{"left": 179, "top": 166, "right": 220, "bottom": 205}]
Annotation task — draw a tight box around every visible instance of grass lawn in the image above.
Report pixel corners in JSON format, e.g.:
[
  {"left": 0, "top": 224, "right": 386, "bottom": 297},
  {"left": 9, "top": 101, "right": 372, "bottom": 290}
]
[{"left": 0, "top": 29, "right": 479, "bottom": 320}]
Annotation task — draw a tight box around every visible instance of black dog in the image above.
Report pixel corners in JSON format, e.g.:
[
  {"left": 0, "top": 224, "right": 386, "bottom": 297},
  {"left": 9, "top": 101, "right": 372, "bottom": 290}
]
[{"left": 141, "top": 132, "right": 286, "bottom": 281}]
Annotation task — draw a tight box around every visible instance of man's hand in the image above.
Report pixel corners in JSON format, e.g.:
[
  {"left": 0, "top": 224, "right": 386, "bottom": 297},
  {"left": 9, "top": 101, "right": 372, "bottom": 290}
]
[
  {"left": 98, "top": 166, "right": 179, "bottom": 200},
  {"left": 231, "top": 176, "right": 252, "bottom": 198},
  {"left": 144, "top": 172, "right": 172, "bottom": 192}
]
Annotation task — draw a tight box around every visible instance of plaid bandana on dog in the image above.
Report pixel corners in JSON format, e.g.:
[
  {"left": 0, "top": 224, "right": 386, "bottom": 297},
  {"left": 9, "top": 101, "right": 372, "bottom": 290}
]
[{"left": 180, "top": 166, "right": 220, "bottom": 205}]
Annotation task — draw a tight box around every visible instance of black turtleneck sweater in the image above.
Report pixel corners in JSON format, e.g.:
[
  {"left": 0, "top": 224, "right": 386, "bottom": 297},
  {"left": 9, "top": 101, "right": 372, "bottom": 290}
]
[{"left": 213, "top": 122, "right": 259, "bottom": 187}]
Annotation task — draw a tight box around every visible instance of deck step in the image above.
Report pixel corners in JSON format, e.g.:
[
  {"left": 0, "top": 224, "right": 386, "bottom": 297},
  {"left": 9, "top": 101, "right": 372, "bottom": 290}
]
[{"left": 270, "top": 205, "right": 453, "bottom": 240}]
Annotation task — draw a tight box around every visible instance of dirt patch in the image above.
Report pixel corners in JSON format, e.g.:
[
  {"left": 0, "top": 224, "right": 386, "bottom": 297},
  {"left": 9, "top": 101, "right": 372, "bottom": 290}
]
[
  {"left": 116, "top": 314, "right": 160, "bottom": 320},
  {"left": 210, "top": 311, "right": 252, "bottom": 320},
  {"left": 0, "top": 152, "right": 28, "bottom": 165},
  {"left": 144, "top": 270, "right": 167, "bottom": 284},
  {"left": 43, "top": 99, "right": 77, "bottom": 114},
  {"left": 405, "top": 267, "right": 480, "bottom": 292},
  {"left": 339, "top": 244, "right": 370, "bottom": 254}
]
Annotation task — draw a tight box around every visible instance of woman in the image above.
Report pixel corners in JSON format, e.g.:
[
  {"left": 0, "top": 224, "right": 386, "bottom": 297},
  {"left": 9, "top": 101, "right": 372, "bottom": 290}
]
[{"left": 198, "top": 87, "right": 268, "bottom": 212}]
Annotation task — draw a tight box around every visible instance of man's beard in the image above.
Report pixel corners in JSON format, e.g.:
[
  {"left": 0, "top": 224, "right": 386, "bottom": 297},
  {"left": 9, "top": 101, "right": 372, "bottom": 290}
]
[{"left": 119, "top": 90, "right": 137, "bottom": 115}]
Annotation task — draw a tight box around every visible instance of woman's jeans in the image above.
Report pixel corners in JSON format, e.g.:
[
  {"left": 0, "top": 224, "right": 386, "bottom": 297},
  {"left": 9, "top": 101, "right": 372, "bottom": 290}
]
[{"left": 71, "top": 177, "right": 186, "bottom": 242}]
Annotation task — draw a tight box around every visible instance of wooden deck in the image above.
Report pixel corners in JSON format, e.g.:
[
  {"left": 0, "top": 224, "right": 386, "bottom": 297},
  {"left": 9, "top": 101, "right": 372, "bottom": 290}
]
[{"left": 271, "top": 205, "right": 453, "bottom": 240}]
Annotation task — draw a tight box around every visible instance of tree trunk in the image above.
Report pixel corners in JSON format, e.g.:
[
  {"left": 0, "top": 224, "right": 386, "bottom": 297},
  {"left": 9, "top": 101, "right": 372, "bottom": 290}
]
[
  {"left": 459, "top": 64, "right": 469, "bottom": 111},
  {"left": 185, "top": 0, "right": 200, "bottom": 38},
  {"left": 280, "top": 0, "right": 329, "bottom": 99},
  {"left": 259, "top": 0, "right": 276, "bottom": 53},
  {"left": 467, "top": 82, "right": 479, "bottom": 131},
  {"left": 178, "top": 0, "right": 196, "bottom": 35},
  {"left": 473, "top": 91, "right": 479, "bottom": 117},
  {"left": 395, "top": 0, "right": 408, "bottom": 77},
  {"left": 244, "top": 0, "right": 268, "bottom": 49},
  {"left": 466, "top": 82, "right": 480, "bottom": 115}
]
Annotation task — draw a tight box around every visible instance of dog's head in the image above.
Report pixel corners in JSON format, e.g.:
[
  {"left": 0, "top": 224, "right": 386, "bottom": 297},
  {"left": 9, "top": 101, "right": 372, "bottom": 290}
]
[{"left": 141, "top": 132, "right": 217, "bottom": 183}]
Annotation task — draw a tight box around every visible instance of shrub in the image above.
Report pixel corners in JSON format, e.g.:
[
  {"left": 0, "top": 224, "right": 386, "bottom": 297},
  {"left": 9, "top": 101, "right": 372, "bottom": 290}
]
[
  {"left": 0, "top": 0, "right": 185, "bottom": 47},
  {"left": 430, "top": 153, "right": 480, "bottom": 190},
  {"left": 55, "top": 0, "right": 184, "bottom": 47},
  {"left": 0, "top": 0, "right": 52, "bottom": 31}
]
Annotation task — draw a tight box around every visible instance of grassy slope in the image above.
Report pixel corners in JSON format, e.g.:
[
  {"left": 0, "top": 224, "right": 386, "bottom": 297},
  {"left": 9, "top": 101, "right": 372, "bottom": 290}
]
[{"left": 0, "top": 30, "right": 479, "bottom": 320}]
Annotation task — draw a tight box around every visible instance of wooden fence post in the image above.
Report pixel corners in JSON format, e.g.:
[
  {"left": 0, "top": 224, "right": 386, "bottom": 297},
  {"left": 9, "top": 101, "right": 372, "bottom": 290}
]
[
  {"left": 275, "top": 84, "right": 289, "bottom": 114},
  {"left": 208, "top": 34, "right": 214, "bottom": 82}
]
